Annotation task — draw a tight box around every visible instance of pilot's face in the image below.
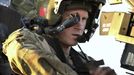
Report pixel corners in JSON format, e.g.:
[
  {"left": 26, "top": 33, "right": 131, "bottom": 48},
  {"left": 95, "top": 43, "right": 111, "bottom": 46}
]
[{"left": 57, "top": 9, "right": 88, "bottom": 46}]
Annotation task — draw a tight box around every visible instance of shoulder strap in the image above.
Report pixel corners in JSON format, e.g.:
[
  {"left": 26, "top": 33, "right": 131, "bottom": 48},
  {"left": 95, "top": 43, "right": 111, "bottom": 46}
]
[
  {"left": 70, "top": 48, "right": 104, "bottom": 75},
  {"left": 44, "top": 36, "right": 67, "bottom": 63},
  {"left": 70, "top": 48, "right": 89, "bottom": 73}
]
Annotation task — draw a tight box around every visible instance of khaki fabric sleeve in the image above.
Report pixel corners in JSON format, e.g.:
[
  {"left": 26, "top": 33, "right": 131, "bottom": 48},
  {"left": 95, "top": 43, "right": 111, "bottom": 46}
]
[
  {"left": 3, "top": 28, "right": 77, "bottom": 75},
  {"left": 11, "top": 0, "right": 38, "bottom": 18}
]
